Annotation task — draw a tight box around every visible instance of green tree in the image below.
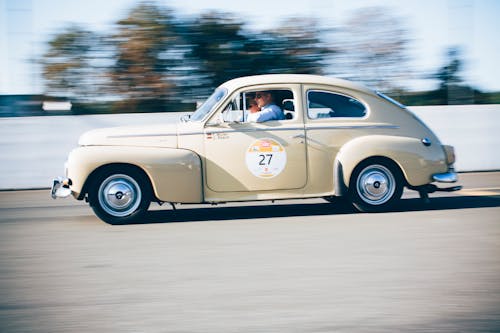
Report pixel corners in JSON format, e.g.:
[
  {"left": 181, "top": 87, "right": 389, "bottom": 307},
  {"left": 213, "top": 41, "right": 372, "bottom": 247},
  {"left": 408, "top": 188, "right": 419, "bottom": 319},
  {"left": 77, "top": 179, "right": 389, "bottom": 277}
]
[
  {"left": 432, "top": 46, "right": 474, "bottom": 104},
  {"left": 179, "top": 11, "right": 254, "bottom": 98},
  {"left": 106, "top": 2, "right": 179, "bottom": 112},
  {"left": 435, "top": 47, "right": 463, "bottom": 89},
  {"left": 396, "top": 47, "right": 477, "bottom": 106},
  {"left": 41, "top": 25, "right": 100, "bottom": 100},
  {"left": 179, "top": 13, "right": 333, "bottom": 99},
  {"left": 260, "top": 17, "right": 332, "bottom": 75}
]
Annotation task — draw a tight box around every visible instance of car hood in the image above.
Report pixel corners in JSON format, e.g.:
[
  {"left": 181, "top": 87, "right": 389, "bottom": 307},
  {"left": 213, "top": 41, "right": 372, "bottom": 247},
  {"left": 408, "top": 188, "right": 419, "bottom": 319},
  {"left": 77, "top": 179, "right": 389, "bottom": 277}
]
[{"left": 78, "top": 123, "right": 178, "bottom": 148}]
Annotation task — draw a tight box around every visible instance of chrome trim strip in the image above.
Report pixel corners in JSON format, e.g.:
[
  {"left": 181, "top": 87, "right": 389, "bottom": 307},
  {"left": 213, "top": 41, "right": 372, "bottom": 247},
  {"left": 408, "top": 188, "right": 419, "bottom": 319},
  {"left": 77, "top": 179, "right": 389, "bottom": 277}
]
[
  {"left": 107, "top": 125, "right": 398, "bottom": 138},
  {"left": 203, "top": 126, "right": 305, "bottom": 134},
  {"left": 107, "top": 133, "right": 177, "bottom": 138},
  {"left": 305, "top": 125, "right": 400, "bottom": 130},
  {"left": 376, "top": 91, "right": 406, "bottom": 109},
  {"left": 181, "top": 132, "right": 205, "bottom": 136},
  {"left": 107, "top": 128, "right": 307, "bottom": 138}
]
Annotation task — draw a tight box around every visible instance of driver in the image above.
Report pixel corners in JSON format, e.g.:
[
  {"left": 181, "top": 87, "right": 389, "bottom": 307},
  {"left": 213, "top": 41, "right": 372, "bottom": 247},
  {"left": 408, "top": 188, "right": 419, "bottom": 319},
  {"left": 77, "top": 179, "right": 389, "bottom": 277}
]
[{"left": 247, "top": 91, "right": 285, "bottom": 122}]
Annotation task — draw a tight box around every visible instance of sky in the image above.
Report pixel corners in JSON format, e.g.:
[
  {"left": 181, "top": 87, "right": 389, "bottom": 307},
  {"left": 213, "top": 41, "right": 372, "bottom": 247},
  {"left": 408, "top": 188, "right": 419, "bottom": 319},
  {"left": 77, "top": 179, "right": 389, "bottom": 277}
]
[{"left": 0, "top": 0, "right": 499, "bottom": 94}]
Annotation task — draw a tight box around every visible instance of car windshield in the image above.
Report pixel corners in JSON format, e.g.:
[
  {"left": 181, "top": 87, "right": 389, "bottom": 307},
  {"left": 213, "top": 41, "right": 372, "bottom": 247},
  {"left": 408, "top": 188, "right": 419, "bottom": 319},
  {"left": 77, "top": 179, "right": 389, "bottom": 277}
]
[
  {"left": 190, "top": 87, "right": 227, "bottom": 121},
  {"left": 376, "top": 91, "right": 406, "bottom": 109}
]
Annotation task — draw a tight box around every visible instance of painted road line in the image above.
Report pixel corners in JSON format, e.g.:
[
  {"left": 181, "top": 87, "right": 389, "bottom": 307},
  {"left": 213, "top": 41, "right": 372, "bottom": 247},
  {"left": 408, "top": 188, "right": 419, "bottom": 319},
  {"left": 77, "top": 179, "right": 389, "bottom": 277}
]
[{"left": 458, "top": 187, "right": 500, "bottom": 196}]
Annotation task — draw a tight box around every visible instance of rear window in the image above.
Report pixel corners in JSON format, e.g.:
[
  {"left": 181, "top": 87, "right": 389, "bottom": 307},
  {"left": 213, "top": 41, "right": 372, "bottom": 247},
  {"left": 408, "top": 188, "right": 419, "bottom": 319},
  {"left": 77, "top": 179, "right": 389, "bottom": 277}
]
[{"left": 307, "top": 90, "right": 367, "bottom": 119}]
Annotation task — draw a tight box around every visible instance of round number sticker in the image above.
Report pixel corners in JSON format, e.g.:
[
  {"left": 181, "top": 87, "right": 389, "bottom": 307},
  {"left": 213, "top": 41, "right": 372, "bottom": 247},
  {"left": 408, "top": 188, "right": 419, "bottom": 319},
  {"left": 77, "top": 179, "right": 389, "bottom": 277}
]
[{"left": 246, "top": 138, "right": 287, "bottom": 178}]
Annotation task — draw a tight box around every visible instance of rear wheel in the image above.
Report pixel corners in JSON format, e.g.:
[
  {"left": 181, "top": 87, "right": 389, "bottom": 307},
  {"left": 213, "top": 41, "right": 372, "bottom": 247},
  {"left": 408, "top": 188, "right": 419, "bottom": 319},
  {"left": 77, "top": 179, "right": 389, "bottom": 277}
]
[
  {"left": 89, "top": 167, "right": 151, "bottom": 224},
  {"left": 349, "top": 160, "right": 403, "bottom": 212}
]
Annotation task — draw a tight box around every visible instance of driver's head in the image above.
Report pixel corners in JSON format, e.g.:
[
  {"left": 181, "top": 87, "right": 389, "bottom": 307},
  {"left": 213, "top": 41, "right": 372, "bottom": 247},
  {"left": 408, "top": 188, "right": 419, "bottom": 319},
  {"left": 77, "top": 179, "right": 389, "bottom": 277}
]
[{"left": 255, "top": 91, "right": 272, "bottom": 108}]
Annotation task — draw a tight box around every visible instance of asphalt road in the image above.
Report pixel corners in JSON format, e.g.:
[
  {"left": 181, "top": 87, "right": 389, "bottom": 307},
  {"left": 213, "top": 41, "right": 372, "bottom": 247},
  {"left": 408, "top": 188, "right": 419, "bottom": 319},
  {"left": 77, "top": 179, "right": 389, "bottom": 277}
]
[{"left": 1, "top": 172, "right": 499, "bottom": 332}]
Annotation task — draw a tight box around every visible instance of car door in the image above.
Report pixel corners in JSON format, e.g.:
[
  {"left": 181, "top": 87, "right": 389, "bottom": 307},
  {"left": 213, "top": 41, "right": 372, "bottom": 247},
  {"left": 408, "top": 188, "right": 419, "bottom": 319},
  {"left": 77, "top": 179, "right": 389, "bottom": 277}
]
[
  {"left": 203, "top": 84, "right": 307, "bottom": 193},
  {"left": 303, "top": 85, "right": 370, "bottom": 194}
]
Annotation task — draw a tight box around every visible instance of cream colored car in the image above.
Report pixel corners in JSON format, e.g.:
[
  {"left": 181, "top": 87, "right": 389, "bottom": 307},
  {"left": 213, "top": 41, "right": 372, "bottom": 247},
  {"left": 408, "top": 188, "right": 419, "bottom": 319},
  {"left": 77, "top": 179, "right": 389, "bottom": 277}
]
[{"left": 52, "top": 74, "right": 460, "bottom": 224}]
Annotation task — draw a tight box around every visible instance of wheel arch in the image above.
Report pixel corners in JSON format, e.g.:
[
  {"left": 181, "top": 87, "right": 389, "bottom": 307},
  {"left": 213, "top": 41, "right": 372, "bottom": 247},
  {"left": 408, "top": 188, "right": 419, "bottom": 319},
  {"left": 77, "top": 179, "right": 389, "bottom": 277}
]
[
  {"left": 81, "top": 163, "right": 155, "bottom": 203},
  {"left": 335, "top": 155, "right": 406, "bottom": 197}
]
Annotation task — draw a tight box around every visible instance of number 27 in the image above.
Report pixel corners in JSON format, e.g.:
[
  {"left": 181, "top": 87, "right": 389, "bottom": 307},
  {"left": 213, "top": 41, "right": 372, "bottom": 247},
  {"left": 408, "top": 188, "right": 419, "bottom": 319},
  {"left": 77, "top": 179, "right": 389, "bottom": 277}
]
[{"left": 258, "top": 153, "right": 273, "bottom": 165}]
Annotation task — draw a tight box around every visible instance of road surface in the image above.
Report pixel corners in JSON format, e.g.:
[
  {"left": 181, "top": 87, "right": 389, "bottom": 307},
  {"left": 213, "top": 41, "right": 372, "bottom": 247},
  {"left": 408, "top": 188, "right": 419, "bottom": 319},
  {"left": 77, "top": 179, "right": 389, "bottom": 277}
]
[{"left": 1, "top": 172, "right": 499, "bottom": 332}]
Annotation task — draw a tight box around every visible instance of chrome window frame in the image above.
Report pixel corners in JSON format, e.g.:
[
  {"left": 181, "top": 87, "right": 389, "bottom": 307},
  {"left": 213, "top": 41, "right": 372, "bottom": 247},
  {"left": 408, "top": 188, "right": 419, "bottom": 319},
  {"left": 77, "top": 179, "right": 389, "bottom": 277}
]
[
  {"left": 376, "top": 91, "right": 406, "bottom": 109},
  {"left": 306, "top": 89, "right": 368, "bottom": 120}
]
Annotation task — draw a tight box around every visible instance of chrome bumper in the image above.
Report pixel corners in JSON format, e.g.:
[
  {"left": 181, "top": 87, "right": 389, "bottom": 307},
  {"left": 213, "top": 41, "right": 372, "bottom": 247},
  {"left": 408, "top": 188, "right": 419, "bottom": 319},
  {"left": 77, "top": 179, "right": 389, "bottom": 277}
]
[
  {"left": 51, "top": 177, "right": 72, "bottom": 199},
  {"left": 432, "top": 171, "right": 458, "bottom": 183}
]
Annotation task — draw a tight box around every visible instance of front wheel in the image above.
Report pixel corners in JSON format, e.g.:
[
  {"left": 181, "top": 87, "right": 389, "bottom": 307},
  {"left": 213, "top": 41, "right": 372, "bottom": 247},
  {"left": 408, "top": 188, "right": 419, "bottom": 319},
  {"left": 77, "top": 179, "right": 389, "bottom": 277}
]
[
  {"left": 349, "top": 160, "right": 403, "bottom": 212},
  {"left": 89, "top": 168, "right": 151, "bottom": 224}
]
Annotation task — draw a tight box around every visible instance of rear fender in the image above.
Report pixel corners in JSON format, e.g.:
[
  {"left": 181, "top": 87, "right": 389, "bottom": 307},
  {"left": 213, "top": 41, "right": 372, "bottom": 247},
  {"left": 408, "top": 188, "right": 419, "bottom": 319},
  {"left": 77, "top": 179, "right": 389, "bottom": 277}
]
[{"left": 335, "top": 135, "right": 448, "bottom": 188}]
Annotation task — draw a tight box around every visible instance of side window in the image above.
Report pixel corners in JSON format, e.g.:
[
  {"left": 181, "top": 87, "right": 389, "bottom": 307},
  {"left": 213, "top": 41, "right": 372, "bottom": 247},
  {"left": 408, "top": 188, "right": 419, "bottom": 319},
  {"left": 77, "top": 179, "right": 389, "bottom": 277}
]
[
  {"left": 307, "top": 90, "right": 366, "bottom": 119},
  {"left": 245, "top": 89, "right": 295, "bottom": 122},
  {"left": 220, "top": 89, "right": 295, "bottom": 123},
  {"left": 244, "top": 89, "right": 295, "bottom": 122}
]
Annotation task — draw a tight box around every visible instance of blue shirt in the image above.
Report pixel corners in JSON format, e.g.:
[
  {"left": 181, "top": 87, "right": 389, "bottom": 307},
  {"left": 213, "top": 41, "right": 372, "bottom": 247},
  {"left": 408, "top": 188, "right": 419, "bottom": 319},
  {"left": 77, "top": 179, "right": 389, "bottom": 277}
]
[{"left": 248, "top": 103, "right": 285, "bottom": 122}]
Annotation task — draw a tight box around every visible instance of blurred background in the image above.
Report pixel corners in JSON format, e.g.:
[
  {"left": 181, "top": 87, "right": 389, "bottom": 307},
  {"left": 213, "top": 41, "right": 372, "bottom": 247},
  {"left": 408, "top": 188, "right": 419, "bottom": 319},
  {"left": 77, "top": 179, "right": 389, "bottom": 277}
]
[{"left": 1, "top": 0, "right": 499, "bottom": 117}]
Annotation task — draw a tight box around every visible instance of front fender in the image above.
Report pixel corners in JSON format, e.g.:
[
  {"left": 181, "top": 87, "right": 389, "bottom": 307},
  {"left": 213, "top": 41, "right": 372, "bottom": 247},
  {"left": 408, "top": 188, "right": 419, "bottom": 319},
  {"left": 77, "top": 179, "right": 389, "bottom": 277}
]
[
  {"left": 336, "top": 135, "right": 448, "bottom": 187},
  {"left": 67, "top": 146, "right": 202, "bottom": 203}
]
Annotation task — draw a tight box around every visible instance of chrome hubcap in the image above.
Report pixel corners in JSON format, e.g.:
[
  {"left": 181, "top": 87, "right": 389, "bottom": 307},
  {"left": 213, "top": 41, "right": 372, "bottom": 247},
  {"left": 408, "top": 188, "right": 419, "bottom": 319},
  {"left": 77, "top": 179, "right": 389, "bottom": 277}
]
[
  {"left": 356, "top": 165, "right": 395, "bottom": 205},
  {"left": 98, "top": 174, "right": 141, "bottom": 217}
]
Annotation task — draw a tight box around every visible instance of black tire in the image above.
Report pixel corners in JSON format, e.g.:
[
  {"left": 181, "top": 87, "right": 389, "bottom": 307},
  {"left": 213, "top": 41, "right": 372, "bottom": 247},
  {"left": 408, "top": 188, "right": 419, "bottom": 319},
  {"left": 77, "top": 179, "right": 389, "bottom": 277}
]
[
  {"left": 323, "top": 196, "right": 337, "bottom": 203},
  {"left": 89, "top": 166, "right": 151, "bottom": 225},
  {"left": 323, "top": 196, "right": 349, "bottom": 205},
  {"left": 349, "top": 159, "right": 403, "bottom": 212}
]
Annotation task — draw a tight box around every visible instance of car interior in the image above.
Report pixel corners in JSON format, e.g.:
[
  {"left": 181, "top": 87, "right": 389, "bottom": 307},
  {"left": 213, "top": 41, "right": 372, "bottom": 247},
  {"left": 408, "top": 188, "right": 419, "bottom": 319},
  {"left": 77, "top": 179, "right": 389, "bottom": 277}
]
[{"left": 222, "top": 89, "right": 295, "bottom": 122}]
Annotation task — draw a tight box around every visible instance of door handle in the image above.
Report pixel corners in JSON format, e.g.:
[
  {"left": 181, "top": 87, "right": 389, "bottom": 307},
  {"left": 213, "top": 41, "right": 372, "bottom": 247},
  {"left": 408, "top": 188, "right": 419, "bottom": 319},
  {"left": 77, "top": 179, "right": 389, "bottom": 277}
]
[{"left": 291, "top": 133, "right": 305, "bottom": 144}]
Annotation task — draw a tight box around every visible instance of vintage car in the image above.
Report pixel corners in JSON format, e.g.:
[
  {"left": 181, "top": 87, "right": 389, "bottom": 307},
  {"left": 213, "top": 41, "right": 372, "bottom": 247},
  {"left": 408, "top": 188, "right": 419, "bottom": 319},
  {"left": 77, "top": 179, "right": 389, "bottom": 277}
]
[{"left": 52, "top": 74, "right": 461, "bottom": 224}]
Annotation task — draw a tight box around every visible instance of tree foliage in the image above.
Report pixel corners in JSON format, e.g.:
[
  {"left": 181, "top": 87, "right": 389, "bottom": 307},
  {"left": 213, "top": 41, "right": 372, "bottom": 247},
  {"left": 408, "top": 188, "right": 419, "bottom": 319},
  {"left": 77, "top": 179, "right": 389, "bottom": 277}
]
[
  {"left": 106, "top": 2, "right": 179, "bottom": 111},
  {"left": 260, "top": 17, "right": 332, "bottom": 75},
  {"left": 39, "top": 2, "right": 493, "bottom": 113},
  {"left": 178, "top": 13, "right": 331, "bottom": 98},
  {"left": 41, "top": 25, "right": 98, "bottom": 100},
  {"left": 396, "top": 46, "right": 477, "bottom": 105},
  {"left": 434, "top": 47, "right": 464, "bottom": 89},
  {"left": 177, "top": 12, "right": 252, "bottom": 98}
]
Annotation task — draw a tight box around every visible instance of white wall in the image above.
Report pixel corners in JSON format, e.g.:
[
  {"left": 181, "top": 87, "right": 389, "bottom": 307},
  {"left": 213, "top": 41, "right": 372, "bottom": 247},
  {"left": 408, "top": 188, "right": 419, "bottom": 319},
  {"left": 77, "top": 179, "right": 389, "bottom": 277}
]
[
  {"left": 0, "top": 105, "right": 498, "bottom": 190},
  {"left": 0, "top": 113, "right": 187, "bottom": 190},
  {"left": 410, "top": 105, "right": 500, "bottom": 172}
]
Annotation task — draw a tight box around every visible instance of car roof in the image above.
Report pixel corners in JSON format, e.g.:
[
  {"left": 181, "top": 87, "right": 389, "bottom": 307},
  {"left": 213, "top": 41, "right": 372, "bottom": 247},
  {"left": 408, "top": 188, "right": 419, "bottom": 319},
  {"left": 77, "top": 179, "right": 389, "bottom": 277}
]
[{"left": 220, "top": 74, "right": 376, "bottom": 95}]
